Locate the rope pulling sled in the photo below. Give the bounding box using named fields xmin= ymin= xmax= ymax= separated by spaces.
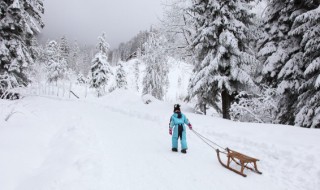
xmin=191 ymin=129 xmax=262 ymax=177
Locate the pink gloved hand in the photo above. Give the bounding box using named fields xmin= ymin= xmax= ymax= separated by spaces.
xmin=188 ymin=123 xmax=192 ymax=130
xmin=169 ymin=128 xmax=172 ymax=135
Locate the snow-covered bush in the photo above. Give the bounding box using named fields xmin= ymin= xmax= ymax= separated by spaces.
xmin=77 ymin=73 xmax=87 ymax=84
xmin=142 ymin=94 xmax=157 ymax=104
xmin=0 ymin=72 xmax=20 ymax=99
xmin=231 ymin=86 xmax=278 ymax=123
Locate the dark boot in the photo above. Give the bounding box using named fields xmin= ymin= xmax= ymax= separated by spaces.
xmin=181 ymin=149 xmax=187 ymax=154
xmin=172 ymin=148 xmax=178 ymax=152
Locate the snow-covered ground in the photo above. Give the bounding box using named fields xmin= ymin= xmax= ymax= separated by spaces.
xmin=1 ymin=89 xmax=319 ymax=190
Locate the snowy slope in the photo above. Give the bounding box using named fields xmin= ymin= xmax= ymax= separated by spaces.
xmin=121 ymin=58 xmax=193 ymax=102
xmin=0 ymin=90 xmax=319 ymax=190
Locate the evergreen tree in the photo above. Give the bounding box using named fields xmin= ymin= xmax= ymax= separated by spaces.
xmin=258 ymin=0 xmax=319 ymax=125
xmin=59 ymin=36 xmax=70 ymax=61
xmin=26 ymin=37 xmax=42 ymax=82
xmin=69 ymin=40 xmax=80 ymax=72
xmin=115 ymin=63 xmax=127 ymax=89
xmin=78 ymin=45 xmax=93 ymax=75
xmin=29 ymin=37 xmax=41 ymax=61
xmin=45 ymin=40 xmax=67 ymax=83
xmin=110 ymin=30 xmax=151 ymax=63
xmin=292 ymin=3 xmax=320 ymax=128
xmin=134 ymin=60 xmax=140 ymax=91
xmin=187 ymin=0 xmax=257 ymax=119
xmin=142 ymin=32 xmax=169 ymax=100
xmin=90 ymin=33 xmax=112 ymax=97
xmin=0 ymin=0 xmax=44 ymax=97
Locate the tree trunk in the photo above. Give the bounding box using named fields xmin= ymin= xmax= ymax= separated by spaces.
xmin=221 ymin=87 xmax=231 ymax=120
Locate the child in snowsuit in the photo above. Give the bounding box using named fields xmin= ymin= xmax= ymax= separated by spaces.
xmin=169 ymin=104 xmax=192 ymax=154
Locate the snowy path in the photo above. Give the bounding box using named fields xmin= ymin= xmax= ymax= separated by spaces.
xmin=0 ymin=91 xmax=319 ymax=190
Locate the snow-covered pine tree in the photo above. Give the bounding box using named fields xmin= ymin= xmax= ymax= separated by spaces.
xmin=134 ymin=60 xmax=140 ymax=91
xmin=0 ymin=0 xmax=44 ymax=97
xmin=90 ymin=33 xmax=112 ymax=97
xmin=115 ymin=63 xmax=127 ymax=89
xmin=59 ymin=36 xmax=70 ymax=60
xmin=142 ymin=32 xmax=169 ymax=100
xmin=187 ymin=0 xmax=257 ymax=119
xmin=111 ymin=30 xmax=151 ymax=63
xmin=26 ymin=37 xmax=42 ymax=83
xmin=292 ymin=3 xmax=320 ymax=128
xmin=78 ymin=45 xmax=92 ymax=76
xmin=29 ymin=37 xmax=41 ymax=61
xmin=258 ymin=0 xmax=319 ymax=125
xmin=45 ymin=40 xmax=67 ymax=84
xmin=69 ymin=40 xmax=80 ymax=72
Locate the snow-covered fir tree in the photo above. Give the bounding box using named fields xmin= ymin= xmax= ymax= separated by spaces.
xmin=26 ymin=37 xmax=42 ymax=82
xmin=78 ymin=45 xmax=93 ymax=75
xmin=292 ymin=3 xmax=320 ymax=128
xmin=69 ymin=40 xmax=80 ymax=72
xmin=258 ymin=0 xmax=304 ymax=87
xmin=187 ymin=0 xmax=258 ymax=119
xmin=134 ymin=60 xmax=140 ymax=91
xmin=45 ymin=40 xmax=67 ymax=84
xmin=258 ymin=0 xmax=320 ymax=125
xmin=142 ymin=32 xmax=169 ymax=100
xmin=0 ymin=0 xmax=44 ymax=97
xmin=115 ymin=63 xmax=127 ymax=89
xmin=110 ymin=30 xmax=151 ymax=63
xmin=90 ymin=33 xmax=112 ymax=97
xmin=59 ymin=36 xmax=70 ymax=61
xmin=29 ymin=37 xmax=41 ymax=62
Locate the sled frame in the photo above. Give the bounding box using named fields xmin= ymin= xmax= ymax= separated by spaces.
xmin=216 ymin=148 xmax=262 ymax=177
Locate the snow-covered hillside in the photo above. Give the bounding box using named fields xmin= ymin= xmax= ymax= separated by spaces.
xmin=0 ymin=90 xmax=319 ymax=190
xmin=119 ymin=58 xmax=192 ymax=102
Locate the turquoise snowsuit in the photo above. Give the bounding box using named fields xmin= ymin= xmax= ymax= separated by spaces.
xmin=170 ymin=113 xmax=190 ymax=150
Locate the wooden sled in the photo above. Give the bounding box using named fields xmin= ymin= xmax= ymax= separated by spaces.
xmin=216 ymin=148 xmax=262 ymax=177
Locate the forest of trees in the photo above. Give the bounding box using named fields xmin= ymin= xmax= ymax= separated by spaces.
xmin=0 ymin=0 xmax=319 ymax=128
xmin=160 ymin=0 xmax=320 ymax=128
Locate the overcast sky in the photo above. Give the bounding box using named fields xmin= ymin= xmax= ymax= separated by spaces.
xmin=40 ymin=0 xmax=164 ymax=48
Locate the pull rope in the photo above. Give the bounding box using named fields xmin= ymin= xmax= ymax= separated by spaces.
xmin=191 ymin=129 xmax=227 ymax=154
xmin=192 ymin=129 xmax=226 ymax=150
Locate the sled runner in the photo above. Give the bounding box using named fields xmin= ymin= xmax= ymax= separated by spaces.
xmin=191 ymin=129 xmax=262 ymax=177
xmin=216 ymin=148 xmax=262 ymax=177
